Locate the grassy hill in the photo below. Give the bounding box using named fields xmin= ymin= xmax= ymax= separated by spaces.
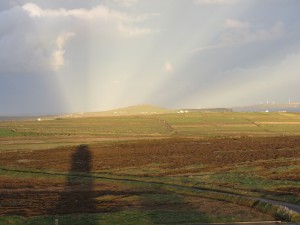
xmin=60 ymin=104 xmax=175 ymax=118
xmin=104 ymin=104 xmax=174 ymax=115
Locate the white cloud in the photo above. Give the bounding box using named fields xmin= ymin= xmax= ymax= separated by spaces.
xmin=52 ymin=32 xmax=75 ymax=71
xmin=22 ymin=2 xmax=42 ymax=17
xmin=22 ymin=3 xmax=152 ymax=22
xmin=0 ymin=2 xmax=158 ymax=76
xmin=194 ymin=0 xmax=239 ymax=5
xmin=22 ymin=3 xmax=157 ymax=37
xmin=164 ymin=60 xmax=174 ymax=73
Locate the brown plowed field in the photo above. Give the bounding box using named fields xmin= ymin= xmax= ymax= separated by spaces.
xmin=0 ymin=136 xmax=299 ymax=173
xmin=0 ymin=136 xmax=299 ymax=218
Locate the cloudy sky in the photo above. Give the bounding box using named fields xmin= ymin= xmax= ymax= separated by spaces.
xmin=1 ymin=0 xmax=300 ymax=115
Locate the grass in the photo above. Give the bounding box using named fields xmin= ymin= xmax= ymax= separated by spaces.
xmin=0 ymin=210 xmax=211 ymax=225
xmin=1 ymin=112 xmax=300 ymax=223
xmin=0 ymin=208 xmax=276 ymax=225
xmin=157 ymin=112 xmax=300 ymax=137
xmin=2 ymin=112 xmax=300 ymax=151
xmin=0 ymin=170 xmax=297 ymax=223
xmin=209 ymin=172 xmax=300 ymax=192
xmin=2 ymin=117 xmax=172 ymax=136
xmin=0 ymin=128 xmax=22 ymax=137
xmin=2 ymin=112 xmax=300 ymax=139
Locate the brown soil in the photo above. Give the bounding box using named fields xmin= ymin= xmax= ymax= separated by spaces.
xmin=0 ymin=136 xmax=299 ymax=218
xmin=1 ymin=136 xmax=299 ymax=173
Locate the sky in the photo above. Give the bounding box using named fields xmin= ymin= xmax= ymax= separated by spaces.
xmin=1 ymin=0 xmax=300 ymax=115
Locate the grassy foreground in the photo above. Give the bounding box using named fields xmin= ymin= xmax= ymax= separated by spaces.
xmin=0 ymin=112 xmax=300 ymax=224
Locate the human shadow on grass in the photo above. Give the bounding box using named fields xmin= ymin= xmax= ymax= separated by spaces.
xmin=47 ymin=145 xmax=214 ymax=225
xmin=0 ymin=145 xmax=96 ymax=219
xmin=50 ymin=144 xmax=98 ymax=223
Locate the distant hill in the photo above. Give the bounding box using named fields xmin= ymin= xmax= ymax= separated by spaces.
xmin=58 ymin=105 xmax=236 ymax=119
xmin=233 ymin=103 xmax=300 ymax=112
xmin=103 ymin=105 xmax=232 ymax=115
xmin=50 ymin=103 xmax=300 ymax=120
xmin=60 ymin=104 xmax=175 ymax=118
xmin=103 ymin=104 xmax=174 ymax=115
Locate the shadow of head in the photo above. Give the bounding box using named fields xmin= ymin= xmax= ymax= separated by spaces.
xmin=71 ymin=144 xmax=92 ymax=173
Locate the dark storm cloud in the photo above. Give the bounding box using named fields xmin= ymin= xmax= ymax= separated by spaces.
xmin=0 ymin=5 xmax=54 ymax=75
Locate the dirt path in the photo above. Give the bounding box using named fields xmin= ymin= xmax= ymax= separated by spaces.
xmin=256 ymin=198 xmax=300 ymax=213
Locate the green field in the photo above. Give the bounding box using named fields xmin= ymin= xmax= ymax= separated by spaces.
xmin=2 ymin=112 xmax=300 ymax=151
xmin=0 ymin=112 xmax=300 ymax=224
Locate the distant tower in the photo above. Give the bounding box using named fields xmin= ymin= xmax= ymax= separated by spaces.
xmin=289 ymin=97 xmax=291 ymax=104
